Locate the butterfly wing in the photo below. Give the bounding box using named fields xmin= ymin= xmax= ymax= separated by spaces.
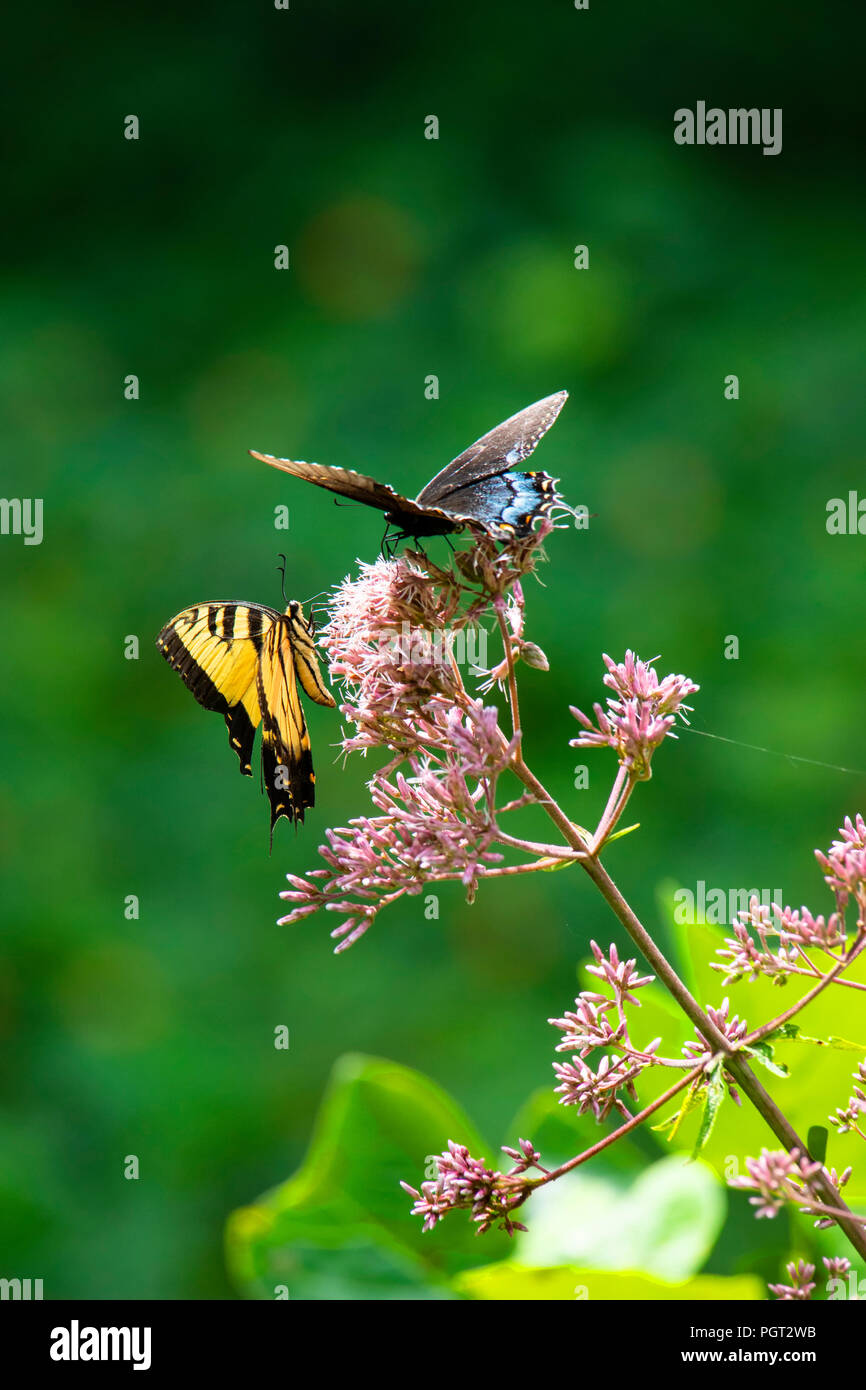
xmin=284 ymin=601 xmax=337 ymax=709
xmin=431 ymin=469 xmax=561 ymax=539
xmin=157 ymin=600 xmax=335 ymax=833
xmin=250 ymin=453 xmax=403 ymax=511
xmin=156 ymin=602 xmax=275 ymax=775
xmin=251 ymin=390 xmax=567 ymax=542
xmin=249 ymin=452 xmax=460 ymax=536
xmin=415 ymin=391 xmax=568 ymax=526
xmin=256 ymin=614 xmax=321 ymax=831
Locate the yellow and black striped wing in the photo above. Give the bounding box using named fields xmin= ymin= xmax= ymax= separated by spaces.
xmin=284 ymin=600 xmax=337 ymax=708
xmin=157 ymin=602 xmax=277 ymax=776
xmin=156 ymin=599 xmax=334 ymax=834
xmin=256 ymin=607 xmax=334 ymax=832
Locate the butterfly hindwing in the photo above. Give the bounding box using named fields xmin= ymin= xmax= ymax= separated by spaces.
xmin=256 ymin=619 xmax=311 ymax=832
xmin=255 ymin=605 xmax=336 ymax=832
xmin=430 ymin=469 xmax=561 ymax=538
xmin=156 ymin=599 xmax=334 ymax=834
xmin=250 ymin=391 xmax=568 ymax=543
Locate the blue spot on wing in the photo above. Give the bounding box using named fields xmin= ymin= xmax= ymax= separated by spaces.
xmin=441 ymin=471 xmax=557 ymax=535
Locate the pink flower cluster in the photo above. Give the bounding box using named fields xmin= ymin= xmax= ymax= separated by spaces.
xmin=768 ymin=1255 xmax=853 ymax=1300
xmin=682 ymin=997 xmax=749 ymax=1074
xmin=730 ymin=1146 xmax=852 ymax=1230
xmin=549 ymin=942 xmax=659 ymax=1120
xmin=319 ymin=555 xmax=470 ymax=755
xmin=280 ymin=701 xmax=515 ymax=951
xmin=570 ymin=652 xmax=699 ymax=780
xmin=714 ymin=815 xmax=866 ymax=986
xmin=729 ymin=1147 xmax=824 ymax=1219
xmin=816 ymin=813 xmax=866 ymax=924
xmin=768 ymin=1259 xmax=816 ymax=1301
xmin=714 ymin=899 xmax=845 ymax=986
xmin=401 ymin=1138 xmax=543 ymax=1236
xmin=829 ymin=1059 xmax=866 ymax=1137
xmin=279 ymin=550 xmax=545 ymax=949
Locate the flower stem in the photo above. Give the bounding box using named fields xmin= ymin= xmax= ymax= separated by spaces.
xmin=494 ymin=600 xmax=522 ymax=756
xmin=529 ymin=1066 xmax=704 ymax=1187
xmin=494 ymin=829 xmax=585 ymax=860
xmin=591 ymin=767 xmax=637 ymax=851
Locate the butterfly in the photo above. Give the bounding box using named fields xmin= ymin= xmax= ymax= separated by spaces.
xmin=156 ymin=597 xmax=335 ymax=836
xmin=250 ymin=391 xmax=569 ymax=546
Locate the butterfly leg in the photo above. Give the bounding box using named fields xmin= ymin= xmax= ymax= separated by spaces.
xmin=381 ymin=522 xmax=397 ymax=560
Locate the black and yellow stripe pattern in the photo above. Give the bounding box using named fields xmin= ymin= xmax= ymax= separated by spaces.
xmin=156 ymin=600 xmax=335 ymax=834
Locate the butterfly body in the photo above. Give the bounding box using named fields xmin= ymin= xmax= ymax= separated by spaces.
xmin=251 ymin=390 xmax=568 ymax=544
xmin=156 ymin=598 xmax=335 ymax=834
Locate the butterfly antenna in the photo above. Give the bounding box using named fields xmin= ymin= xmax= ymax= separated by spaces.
xmin=276 ymin=553 xmax=288 ymax=605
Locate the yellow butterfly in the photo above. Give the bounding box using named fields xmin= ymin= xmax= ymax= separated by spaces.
xmin=156 ymin=598 xmax=335 ymax=834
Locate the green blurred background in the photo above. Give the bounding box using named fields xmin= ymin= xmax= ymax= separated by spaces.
xmin=2 ymin=0 xmax=865 ymax=1298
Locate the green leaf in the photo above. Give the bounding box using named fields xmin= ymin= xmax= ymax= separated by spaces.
xmin=693 ymin=1064 xmax=726 ymax=1157
xmin=514 ymin=1155 xmax=726 ymax=1283
xmin=601 ymin=821 xmax=641 ymax=846
xmin=656 ymin=878 xmax=703 ymax=996
xmin=744 ymin=1041 xmax=789 ymax=1077
xmin=454 ymin=1261 xmax=764 ymax=1301
xmin=539 ymin=856 xmax=578 ymax=873
xmin=767 ymin=1023 xmax=865 ymax=1051
xmin=807 ymin=1125 xmax=828 ymax=1165
xmin=653 ymin=1081 xmax=703 ymax=1141
xmin=226 ymin=1053 xmax=509 ymax=1300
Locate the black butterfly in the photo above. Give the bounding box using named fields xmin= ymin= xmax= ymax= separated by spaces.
xmin=250 ymin=391 xmax=568 ymax=545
